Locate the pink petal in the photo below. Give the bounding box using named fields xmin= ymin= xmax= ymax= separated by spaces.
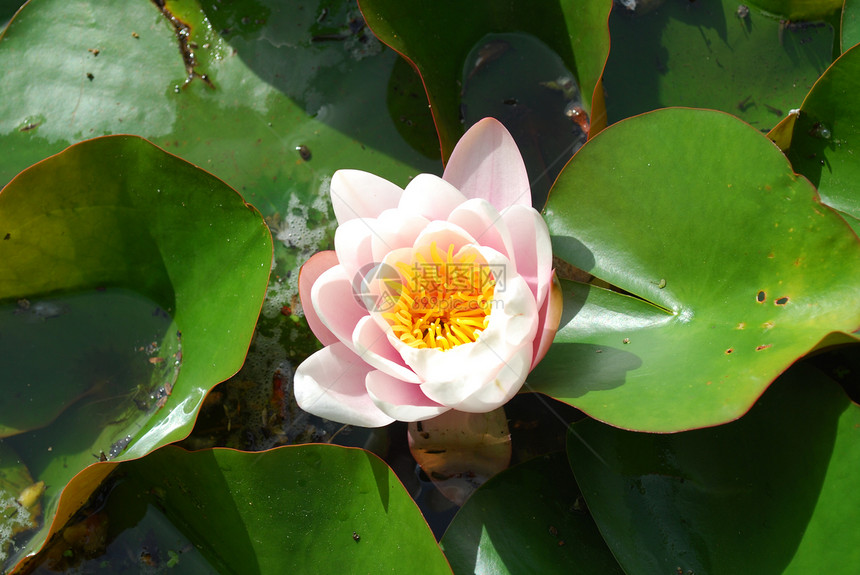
xmin=398 ymin=174 xmax=468 ymax=220
xmin=442 ymin=117 xmax=531 ymax=212
xmin=370 ymin=209 xmax=430 ymax=263
xmin=501 ymin=204 xmax=553 ymax=309
xmin=334 ymin=218 xmax=374 ymax=282
xmin=366 ymin=370 xmax=450 ymax=422
xmin=330 ymin=169 xmax=403 ymax=224
xmin=299 ymin=251 xmax=340 ymax=346
xmin=294 ymin=342 xmax=394 ymax=427
xmin=447 ymin=198 xmax=516 ymax=263
xmin=311 ymin=264 xmax=369 ymax=350
xmin=530 ymin=271 xmax=563 ymax=370
xmin=353 ymin=316 xmax=421 ymax=383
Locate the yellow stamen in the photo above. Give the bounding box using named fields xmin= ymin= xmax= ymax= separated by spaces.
xmin=382 ymin=242 xmax=496 ymax=351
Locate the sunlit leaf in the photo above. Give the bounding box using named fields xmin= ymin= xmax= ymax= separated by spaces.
xmin=534 ymin=107 xmax=860 ymax=432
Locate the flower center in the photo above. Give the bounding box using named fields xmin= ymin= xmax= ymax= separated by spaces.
xmin=383 ymin=242 xmax=496 ymax=350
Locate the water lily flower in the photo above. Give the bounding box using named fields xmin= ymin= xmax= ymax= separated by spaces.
xmin=295 ymin=118 xmax=562 ymax=427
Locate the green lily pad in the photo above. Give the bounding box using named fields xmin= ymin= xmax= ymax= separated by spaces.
xmin=749 ymin=0 xmax=843 ymax=21
xmin=440 ymin=452 xmax=623 ymax=575
xmin=535 ymin=107 xmax=860 ymax=432
xmin=0 ymin=135 xmax=271 ymax=569
xmin=18 ymin=445 xmax=452 ymax=574
xmin=785 ymin=42 xmax=860 ymax=234
xmin=566 ymin=360 xmax=860 ymax=574
xmin=844 ymin=0 xmax=860 ymax=51
xmin=358 ymin=0 xmax=611 ymax=203
xmin=603 ymin=0 xmax=834 ymax=132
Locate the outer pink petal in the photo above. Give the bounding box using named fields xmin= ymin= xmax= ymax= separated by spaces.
xmin=530 ymin=271 xmax=563 ymax=370
xmin=330 ymin=169 xmax=403 ymax=224
xmin=311 ymin=264 xmax=369 ymax=350
xmin=366 ymin=370 xmax=450 ymax=422
xmin=334 ymin=218 xmax=374 ymax=282
xmin=447 ymin=198 xmax=516 ymax=263
xmin=353 ymin=316 xmax=421 ymax=383
xmin=294 ymin=342 xmax=394 ymax=427
xmin=299 ymin=251 xmax=340 ymax=346
xmin=501 ymin=204 xmax=553 ymax=310
xmin=398 ymin=174 xmax=468 ymax=220
xmin=442 ymin=117 xmax=531 ymax=212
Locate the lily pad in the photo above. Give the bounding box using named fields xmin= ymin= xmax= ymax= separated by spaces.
xmin=566 ymin=360 xmax=860 ymax=574
xmin=0 ymin=135 xmax=271 ymax=569
xmin=440 ymin=452 xmax=623 ymax=575
xmin=535 ymin=107 xmax=860 ymax=432
xmin=18 ymin=445 xmax=452 ymax=574
xmin=749 ymin=0 xmax=843 ymax=22
xmin=603 ymin=0 xmax=834 ymax=132
xmin=844 ymin=0 xmax=860 ymax=51
xmin=785 ymin=41 xmax=860 ymax=234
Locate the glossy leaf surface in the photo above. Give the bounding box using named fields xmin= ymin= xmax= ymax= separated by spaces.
xmin=0 ymin=135 xmax=271 ymax=570
xmin=441 ymin=452 xmax=623 ymax=575
xmin=749 ymin=0 xmax=842 ymax=21
xmin=21 ymin=445 xmax=452 ymax=574
xmin=844 ymin=0 xmax=860 ymax=51
xmin=535 ymin=108 xmax=860 ymax=432
xmin=567 ymin=361 xmax=860 ymax=574
xmin=603 ymin=0 xmax=834 ymax=132
xmin=786 ymin=41 xmax=860 ymax=234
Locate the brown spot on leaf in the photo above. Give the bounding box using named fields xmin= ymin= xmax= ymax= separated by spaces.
xmin=775 ymin=296 xmax=789 ymax=306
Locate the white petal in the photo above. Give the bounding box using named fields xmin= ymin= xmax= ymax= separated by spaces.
xmin=366 ymin=371 xmax=450 ymax=422
xmin=411 ymin=220 xmax=479 ymax=257
xmin=370 ymin=209 xmax=430 ymax=262
xmin=353 ymin=315 xmax=421 ymax=383
xmin=448 ymin=344 xmax=533 ymax=412
xmin=447 ymin=198 xmax=516 ymax=263
xmin=330 ymin=169 xmax=403 ymax=224
xmin=399 ymin=174 xmax=468 ymax=220
xmin=334 ymin=218 xmax=374 ymax=282
xmin=294 ymin=343 xmax=394 ymax=427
